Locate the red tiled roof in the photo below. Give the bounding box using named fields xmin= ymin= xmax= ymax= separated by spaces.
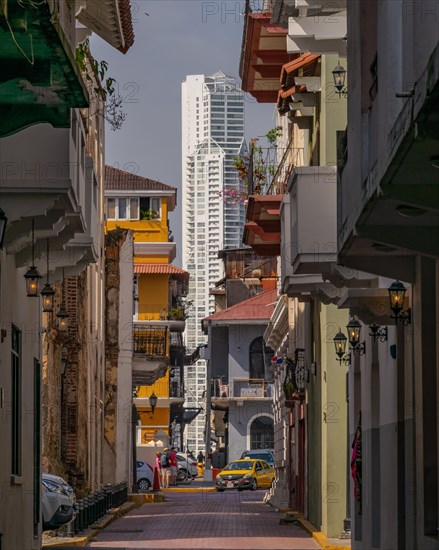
xmin=280 ymin=52 xmax=320 ymax=80
xmin=118 ymin=0 xmax=135 ymax=54
xmin=105 ymin=165 xmax=177 ymax=210
xmin=203 ymin=288 xmax=277 ymax=324
xmin=134 ymin=263 xmax=188 ymax=277
xmin=105 ymin=166 xmax=176 ymax=192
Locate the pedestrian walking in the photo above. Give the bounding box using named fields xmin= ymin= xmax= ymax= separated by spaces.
xmin=169 ymin=447 xmax=178 ymax=486
xmin=161 ymin=448 xmax=171 ymax=488
xmin=155 ymin=451 xmax=163 ymax=488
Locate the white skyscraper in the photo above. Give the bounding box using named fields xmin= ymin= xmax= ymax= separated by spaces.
xmin=181 ymin=72 xmax=246 ymax=452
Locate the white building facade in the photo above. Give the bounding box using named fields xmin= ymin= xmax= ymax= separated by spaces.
xmin=181 ymin=72 xmax=246 ymax=451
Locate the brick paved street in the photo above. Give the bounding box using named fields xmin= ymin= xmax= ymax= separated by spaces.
xmin=85 ymin=491 xmax=320 ymax=550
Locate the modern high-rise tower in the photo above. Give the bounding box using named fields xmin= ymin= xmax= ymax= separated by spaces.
xmin=181 ymin=72 xmax=246 ymax=452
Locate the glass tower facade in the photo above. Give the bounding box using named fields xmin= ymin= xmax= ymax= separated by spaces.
xmin=181 ymin=72 xmax=246 ymax=452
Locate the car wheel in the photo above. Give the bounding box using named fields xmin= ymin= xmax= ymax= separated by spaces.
xmin=177 ymin=469 xmax=190 ymax=483
xmin=137 ymin=478 xmax=151 ymax=492
xmin=216 ymin=488 xmax=225 ymax=492
xmin=250 ymin=478 xmax=257 ymax=491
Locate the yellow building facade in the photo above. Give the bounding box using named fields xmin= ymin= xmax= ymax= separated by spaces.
xmin=105 ymin=166 xmax=188 ymax=445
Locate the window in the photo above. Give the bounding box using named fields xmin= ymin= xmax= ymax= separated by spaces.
xmin=11 ymin=325 xmax=21 ymax=475
xmin=106 ymin=197 xmax=161 ymax=220
xmin=106 ymin=198 xmax=116 ymax=219
xmin=250 ymin=417 xmax=274 ymax=450
xmin=249 ymin=337 xmax=274 ymax=383
xmin=139 ymin=197 xmax=161 ymax=220
xmin=118 ymin=197 xmax=128 ymax=219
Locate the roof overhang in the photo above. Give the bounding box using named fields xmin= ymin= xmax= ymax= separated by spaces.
xmin=134 ymin=242 xmax=177 ymax=263
xmin=0 ymin=1 xmax=88 ymax=137
xmin=242 ymin=195 xmax=282 ymax=255
xmin=134 ymin=263 xmax=189 ymax=286
xmin=240 ymin=8 xmax=293 ymax=103
xmin=76 ymin=0 xmax=134 ymax=53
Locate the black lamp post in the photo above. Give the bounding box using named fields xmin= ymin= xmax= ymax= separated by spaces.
xmin=24 ymin=218 xmax=42 ymax=297
xmin=388 ymin=280 xmax=411 ymax=325
xmin=332 ymin=63 xmax=347 ymax=97
xmin=0 ymin=207 xmax=7 ymax=249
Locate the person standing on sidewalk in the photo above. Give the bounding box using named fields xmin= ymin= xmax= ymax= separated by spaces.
xmin=169 ymin=447 xmax=178 ymax=486
xmin=155 ymin=452 xmax=163 ymax=489
xmin=161 ymin=448 xmax=171 ymax=488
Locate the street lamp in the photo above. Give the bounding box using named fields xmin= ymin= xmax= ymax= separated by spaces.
xmin=24 ymin=218 xmax=42 ymax=297
xmin=149 ymin=392 xmax=158 ymax=414
xmin=41 ymin=239 xmax=55 ymax=313
xmin=57 ymin=269 xmax=69 ymax=332
xmin=388 ymin=280 xmax=411 ymax=325
xmin=334 ymin=329 xmax=350 ymax=366
xmin=346 ymin=319 xmax=366 ymax=355
xmin=332 ymin=63 xmax=347 ymax=98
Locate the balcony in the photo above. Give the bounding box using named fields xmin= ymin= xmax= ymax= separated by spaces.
xmin=211 ymin=378 xmax=274 ymax=401
xmin=1 ymin=116 xmax=99 ymax=278
xmin=0 ymin=1 xmax=88 ymax=138
xmin=132 ymin=323 xmax=169 ymax=385
xmin=338 ymin=45 xmax=439 ymax=280
xmin=287 ymin=3 xmax=347 ymax=55
xmin=286 ymin=166 xmax=337 ymax=275
xmin=239 ymin=0 xmax=292 ymax=103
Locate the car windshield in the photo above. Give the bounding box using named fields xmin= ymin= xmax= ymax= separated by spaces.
xmin=224 ymin=461 xmax=253 ymax=471
xmin=243 ymin=452 xmax=273 ymax=463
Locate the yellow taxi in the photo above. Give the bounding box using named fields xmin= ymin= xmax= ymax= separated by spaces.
xmin=215 ymin=458 xmax=275 ymax=492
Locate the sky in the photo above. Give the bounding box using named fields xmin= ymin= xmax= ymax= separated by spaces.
xmin=91 ymin=0 xmax=275 ymax=265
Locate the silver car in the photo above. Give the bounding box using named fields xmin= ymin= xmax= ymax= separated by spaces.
xmin=42 ymin=473 xmax=76 ymax=531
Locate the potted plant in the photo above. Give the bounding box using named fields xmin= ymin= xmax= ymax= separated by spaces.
xmin=169 ymin=308 xmax=184 ymax=320
xmin=282 ymin=380 xmax=297 ymax=401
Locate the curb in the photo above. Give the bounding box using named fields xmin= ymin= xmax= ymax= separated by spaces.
xmin=161 ymin=486 xmax=216 ymax=493
xmin=296 ymin=516 xmax=350 ymax=550
xmin=42 ymin=497 xmax=141 ymax=548
xmin=266 ymin=501 xmax=351 ymax=550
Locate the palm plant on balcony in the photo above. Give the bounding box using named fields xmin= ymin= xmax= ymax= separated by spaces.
xmin=282 ymin=380 xmax=297 ymax=401
xmin=220 ymin=127 xmax=282 ymax=204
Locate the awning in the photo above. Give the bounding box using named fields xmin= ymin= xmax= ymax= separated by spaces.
xmin=0 ymin=1 xmax=88 ymax=137
xmin=134 ymin=263 xmax=189 ymax=285
xmin=76 ymin=0 xmax=134 ymax=54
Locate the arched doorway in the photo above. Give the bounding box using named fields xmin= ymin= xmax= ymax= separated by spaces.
xmin=249 ymin=415 xmax=274 ymax=450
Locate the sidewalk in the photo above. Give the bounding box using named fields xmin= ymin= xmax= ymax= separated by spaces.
xmin=42 ymin=477 xmax=215 ymax=548
xmin=272 ymin=507 xmax=351 ymax=550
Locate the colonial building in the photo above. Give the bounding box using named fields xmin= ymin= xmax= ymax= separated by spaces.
xmin=104 ymin=166 xmax=189 ymax=468
xmin=0 ymin=1 xmax=134 ymax=548
xmin=337 ymin=2 xmax=439 ymax=548
xmin=203 ymin=289 xmax=277 ymax=465
xmin=238 ymin=0 xmax=350 ymax=540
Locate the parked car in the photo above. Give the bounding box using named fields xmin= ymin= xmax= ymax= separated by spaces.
xmin=42 ymin=473 xmax=76 ymax=531
xmin=240 ymin=449 xmax=275 ymax=467
xmin=136 ymin=461 xmax=154 ymax=491
xmin=176 ymin=453 xmax=198 ymax=479
xmin=215 ymin=459 xmax=275 ymax=492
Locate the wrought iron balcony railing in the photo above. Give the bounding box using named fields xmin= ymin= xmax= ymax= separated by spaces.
xmin=133 ymin=323 xmax=167 ymax=357
xmin=211 ymin=378 xmax=274 ymax=399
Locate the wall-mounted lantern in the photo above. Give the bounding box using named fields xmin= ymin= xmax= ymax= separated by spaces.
xmin=332 ymin=63 xmax=348 ymax=98
xmin=388 ymin=280 xmax=411 ymax=325
xmin=24 ymin=218 xmax=42 ymax=297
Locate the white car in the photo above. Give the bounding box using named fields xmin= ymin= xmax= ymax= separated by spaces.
xmin=136 ymin=461 xmax=154 ymax=491
xmin=176 ymin=453 xmax=198 ymax=479
xmin=42 ymin=473 xmax=76 ymax=531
